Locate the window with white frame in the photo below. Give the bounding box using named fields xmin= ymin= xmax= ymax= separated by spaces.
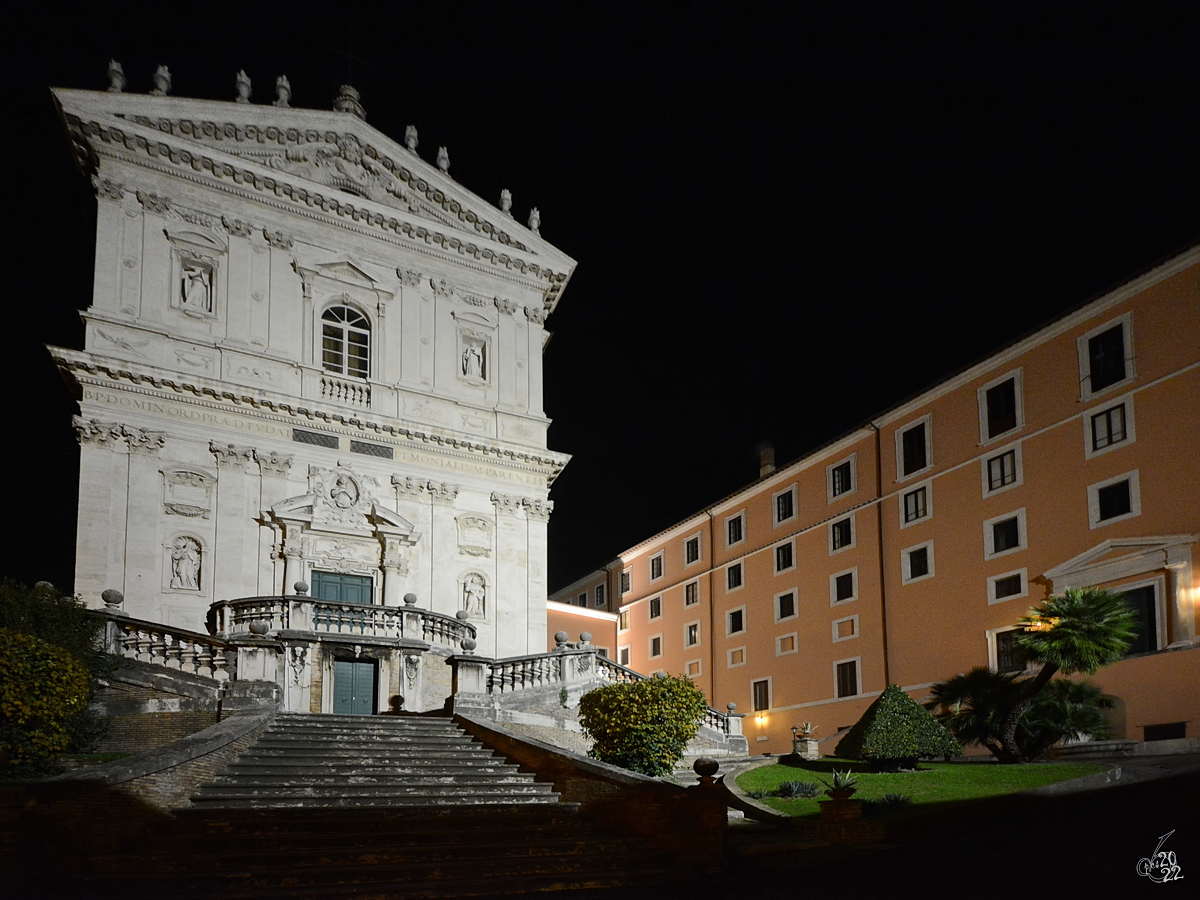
xmin=321 ymin=305 xmax=371 ymax=378
xmin=620 ymin=568 xmax=631 ymax=595
xmin=618 ymin=609 xmax=630 ymax=631
xmin=684 ymin=534 xmax=701 ymax=565
xmin=727 ymin=647 xmax=746 ymax=667
xmin=594 ymin=584 xmax=606 ymax=607
xmin=776 ymin=633 xmax=798 ymax=655
xmin=835 ymin=659 xmax=860 ymax=698
xmin=1088 ymin=470 xmax=1141 ymax=528
xmin=988 ymin=568 xmax=1027 ymax=604
xmin=1085 ymin=397 xmax=1136 ymax=459
xmin=726 ymin=512 xmax=745 ymax=547
xmin=774 ymin=487 xmax=796 ymax=525
xmin=775 ymin=590 xmax=797 ymax=621
xmin=984 ymin=508 xmax=1026 ymax=559
xmin=726 ymin=563 xmax=743 ymax=591
xmin=684 ymin=621 xmax=701 ymax=648
xmin=832 ymin=615 xmax=858 ymax=642
xmin=1119 ymin=583 xmax=1158 ymax=655
xmin=992 ymin=628 xmax=1030 ymax=675
xmin=775 ymin=540 xmax=795 ymax=573
xmin=896 ymin=416 xmax=931 ymax=480
xmin=684 ymin=581 xmax=699 ymax=606
xmin=902 ymin=541 xmax=934 ymax=584
xmin=983 ymin=446 xmax=1022 ymax=496
xmin=727 ymin=607 xmax=746 ymax=635
xmin=649 ymin=635 xmax=662 ymax=658
xmin=978 ymin=371 xmax=1023 ymax=442
xmin=648 ymin=596 xmax=661 ymax=619
xmin=752 ymin=679 xmax=771 ymax=712
xmin=649 ymin=552 xmax=664 ymax=582
xmin=685 ymin=659 xmax=702 ymax=677
xmin=830 ymin=515 xmax=855 ymax=552
xmin=901 ymin=484 xmax=930 ymax=526
xmin=830 ymin=568 xmax=857 ymax=604
xmin=618 ymin=645 xmax=630 ymax=667
xmin=1078 ymin=314 xmax=1134 ymax=399
xmin=577 ymin=593 xmax=587 ymax=608
xmin=828 ymin=456 xmax=855 ymax=500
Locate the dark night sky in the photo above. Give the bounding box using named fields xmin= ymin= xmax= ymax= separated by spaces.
xmin=3 ymin=2 xmax=1199 ymax=594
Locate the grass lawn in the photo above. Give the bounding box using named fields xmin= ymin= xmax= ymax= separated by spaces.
xmin=735 ymin=757 xmax=1108 ymax=819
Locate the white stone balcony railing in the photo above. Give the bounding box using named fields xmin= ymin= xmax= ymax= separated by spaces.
xmin=98 ymin=611 xmax=234 ymax=683
xmin=319 ymin=373 xmax=371 ymax=408
xmin=209 ymin=595 xmax=475 ymax=652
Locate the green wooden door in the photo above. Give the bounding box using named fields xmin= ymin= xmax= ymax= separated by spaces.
xmin=312 ymin=571 xmax=373 ymax=605
xmin=334 ymin=660 xmax=375 ymax=715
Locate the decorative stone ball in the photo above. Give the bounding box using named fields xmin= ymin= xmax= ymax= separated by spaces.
xmin=693 ymin=757 xmax=720 ymax=778
xmin=403 ymin=593 xmax=418 ymax=606
xmin=460 ymin=637 xmax=477 ymax=652
xmin=579 ymin=632 xmax=592 ymax=644
xmin=554 ymin=631 xmax=569 ymax=645
xmin=456 ymin=610 xmax=469 ymax=621
xmin=34 ymin=581 xmax=56 ymax=592
xmin=101 ymin=589 xmax=124 ymax=607
xmin=293 ymin=581 xmax=309 ymax=596
xmin=249 ymin=620 xmax=270 ymax=636
xmin=727 ymin=702 xmax=737 ymax=712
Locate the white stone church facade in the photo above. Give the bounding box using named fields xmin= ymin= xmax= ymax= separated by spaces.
xmin=51 ymin=78 xmax=575 ymax=676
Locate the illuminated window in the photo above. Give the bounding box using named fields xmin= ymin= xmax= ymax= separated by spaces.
xmin=321 ymin=306 xmax=370 ymax=378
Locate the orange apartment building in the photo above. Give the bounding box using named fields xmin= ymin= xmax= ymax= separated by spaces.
xmin=550 ymin=243 xmax=1200 ymax=754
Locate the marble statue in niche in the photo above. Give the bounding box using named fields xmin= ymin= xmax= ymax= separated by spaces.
xmin=459 ymin=331 xmax=487 ymax=383
xmin=170 ymin=536 xmax=202 ymax=590
xmin=180 ymin=256 xmax=214 ymax=314
xmin=463 ymin=573 xmax=486 ymax=618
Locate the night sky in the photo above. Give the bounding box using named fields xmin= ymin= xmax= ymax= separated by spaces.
xmin=4 ymin=3 xmax=1199 ymax=594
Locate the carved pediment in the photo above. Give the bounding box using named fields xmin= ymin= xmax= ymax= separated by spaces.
xmin=317 ymin=260 xmax=377 ymax=286
xmin=1044 ymin=535 xmax=1198 ymax=590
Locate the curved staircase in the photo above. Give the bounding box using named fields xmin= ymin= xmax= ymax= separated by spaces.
xmin=83 ymin=713 xmax=683 ymax=898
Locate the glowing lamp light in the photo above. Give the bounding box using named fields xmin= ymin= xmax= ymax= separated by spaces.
xmin=1026 ymin=616 xmax=1062 ymax=632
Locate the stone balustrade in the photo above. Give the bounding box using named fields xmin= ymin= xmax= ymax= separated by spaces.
xmin=319 ymin=373 xmax=371 ymax=408
xmin=209 ymin=595 xmax=474 ymax=651
xmin=100 ymin=612 xmax=234 ymax=683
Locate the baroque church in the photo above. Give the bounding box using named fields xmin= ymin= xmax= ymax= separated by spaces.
xmin=51 ymin=68 xmax=577 ymax=712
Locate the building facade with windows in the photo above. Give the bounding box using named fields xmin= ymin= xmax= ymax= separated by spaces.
xmin=551 ymin=244 xmax=1200 ymax=752
xmin=51 ymin=80 xmax=575 ymax=664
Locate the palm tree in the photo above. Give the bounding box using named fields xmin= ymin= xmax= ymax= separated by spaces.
xmin=927 ymin=667 xmax=1021 ymax=760
xmin=996 ymin=587 xmax=1137 ymax=762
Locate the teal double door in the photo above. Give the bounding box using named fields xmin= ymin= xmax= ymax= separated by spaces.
xmin=333 ymin=659 xmax=376 ymax=716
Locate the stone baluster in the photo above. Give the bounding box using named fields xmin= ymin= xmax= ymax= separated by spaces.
xmin=136 ymin=629 xmax=153 ymax=663
xmin=165 ymin=636 xmax=182 ymax=670
xmin=196 ymin=645 xmax=213 ymax=679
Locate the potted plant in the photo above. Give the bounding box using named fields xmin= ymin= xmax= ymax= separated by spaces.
xmin=820 ymin=769 xmax=858 ymax=801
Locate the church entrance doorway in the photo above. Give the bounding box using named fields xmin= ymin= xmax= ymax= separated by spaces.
xmin=333 ymin=659 xmax=376 ymax=716
xmin=312 ymin=571 xmax=373 ymax=604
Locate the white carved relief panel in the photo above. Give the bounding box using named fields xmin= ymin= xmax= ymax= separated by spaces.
xmin=161 ymin=467 xmax=215 ymax=519
xmin=163 ymin=533 xmax=205 ymax=593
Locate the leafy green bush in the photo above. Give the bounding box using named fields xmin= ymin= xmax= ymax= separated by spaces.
xmin=578 ymin=674 xmax=708 ymax=776
xmin=774 ymin=780 xmax=821 ymax=799
xmin=836 ymin=684 xmax=960 ymax=771
xmin=0 ymin=629 xmax=91 ymax=774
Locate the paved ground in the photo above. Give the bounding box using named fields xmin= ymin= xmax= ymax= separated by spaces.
xmin=572 ymin=752 xmax=1200 ymax=899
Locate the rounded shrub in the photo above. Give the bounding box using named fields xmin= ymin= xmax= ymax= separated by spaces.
xmin=0 ymin=629 xmax=91 ymax=774
xmin=577 ymin=674 xmax=708 ymax=776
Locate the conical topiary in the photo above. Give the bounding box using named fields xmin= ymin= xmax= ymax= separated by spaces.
xmin=835 ymin=684 xmax=960 ymax=771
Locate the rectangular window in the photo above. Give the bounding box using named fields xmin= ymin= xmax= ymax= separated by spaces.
xmin=995 ymin=630 xmax=1029 ymax=674
xmin=684 ymin=581 xmax=699 ymax=606
xmin=903 ymin=487 xmax=928 ymax=524
xmin=728 ymin=647 xmax=745 ymax=667
xmin=649 ymin=635 xmax=662 ymax=658
xmin=985 ymin=378 xmax=1019 ymax=439
xmin=775 ymin=489 xmax=795 ymax=524
xmin=1088 ymin=323 xmax=1127 ymax=392
xmin=835 ymin=660 xmax=858 ymax=698
xmin=830 ymin=459 xmax=854 ymax=498
xmin=900 ymin=420 xmax=928 ymax=477
xmin=620 ymin=569 xmax=631 ymax=595
xmin=833 ymin=570 xmax=855 ymax=603
xmin=577 ymin=593 xmax=587 ymax=608
xmin=831 ymin=518 xmax=853 ymax=550
xmin=685 ymin=622 xmax=700 ymax=647
xmin=727 ymin=563 xmax=743 ymax=591
xmin=987 ymin=451 xmax=1017 ymax=491
xmin=594 ymin=584 xmax=606 ymax=607
xmin=726 ymin=513 xmax=744 ymax=546
xmin=993 ymin=573 xmax=1023 ymax=599
xmin=618 ymin=646 xmax=630 ymax=667
xmin=776 ymin=591 xmax=796 ymax=621
xmin=293 ymin=428 xmax=339 ymax=449
xmin=984 ymin=508 xmax=1026 ymax=559
xmin=618 ymin=610 xmax=630 ymax=631
xmin=752 ymin=679 xmax=770 ymax=712
xmin=1091 ymin=404 xmax=1127 ymax=451
xmin=775 ymin=542 xmax=794 ymax=572
xmin=649 ymin=596 xmax=661 ymax=619
xmin=1098 ymin=481 xmax=1132 ymax=520
xmin=1088 ymin=471 xmax=1140 ymax=528
xmin=1120 ymin=585 xmax=1157 ymax=655
xmin=349 ymin=439 xmax=394 ymax=459
xmin=908 ymin=546 xmax=929 ymax=579
xmin=685 ymin=535 xmax=701 ymax=565
xmin=649 ymin=553 xmax=663 ymax=581
xmin=777 ymin=634 xmax=797 ymax=655
xmin=727 ymin=608 xmax=745 ymax=635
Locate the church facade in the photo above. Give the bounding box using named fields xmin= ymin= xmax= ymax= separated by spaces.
xmin=51 ymin=74 xmax=574 ymax=664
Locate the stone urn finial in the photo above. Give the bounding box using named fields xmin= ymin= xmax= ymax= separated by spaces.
xmin=554 ymin=631 xmax=569 ymax=650
xmin=294 ymin=581 xmax=309 ymax=596
xmin=578 ymin=632 xmax=592 ymax=646
xmin=249 ymin=619 xmax=270 ymax=636
xmin=455 ymin=609 xmax=469 ymax=621
xmin=101 ymin=589 xmax=123 ymax=609
xmin=403 ymin=593 xmax=418 ymax=607
xmin=460 ymin=637 xmax=477 ymax=654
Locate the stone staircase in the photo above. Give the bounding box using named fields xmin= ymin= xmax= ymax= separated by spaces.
xmin=79 ymin=713 xmax=686 ymax=897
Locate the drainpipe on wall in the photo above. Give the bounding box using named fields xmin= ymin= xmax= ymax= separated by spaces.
xmin=870 ymin=422 xmax=892 ymax=687
xmin=706 ymin=508 xmax=717 ymax=708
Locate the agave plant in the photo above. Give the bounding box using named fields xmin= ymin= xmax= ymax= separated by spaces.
xmin=820 ymin=769 xmax=859 ymax=797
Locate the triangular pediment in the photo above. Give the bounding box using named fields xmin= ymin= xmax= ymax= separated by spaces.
xmin=1044 ymin=535 xmax=1198 ymax=590
xmin=315 ymin=259 xmax=377 ymax=287
xmin=51 ymin=88 xmax=577 ymax=310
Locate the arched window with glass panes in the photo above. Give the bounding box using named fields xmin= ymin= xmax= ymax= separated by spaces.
xmin=321 ymin=305 xmax=370 ymax=378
